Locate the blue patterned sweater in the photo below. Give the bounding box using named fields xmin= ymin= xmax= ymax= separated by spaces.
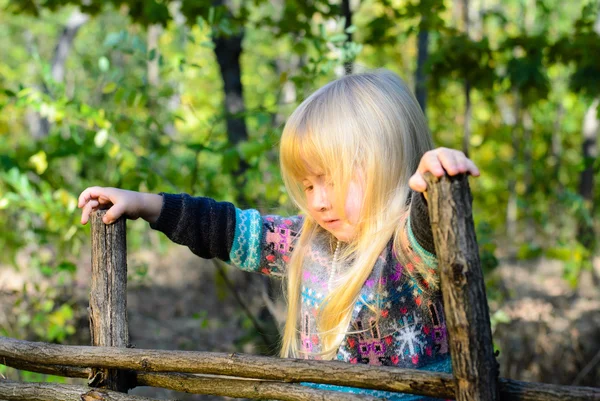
xmin=150 ymin=192 xmax=451 ymax=401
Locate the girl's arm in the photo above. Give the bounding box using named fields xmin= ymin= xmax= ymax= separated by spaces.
xmin=151 ymin=194 xmax=303 ymax=275
xmin=149 ymin=193 xmax=236 ymax=261
xmin=79 ymin=187 xmax=301 ymax=275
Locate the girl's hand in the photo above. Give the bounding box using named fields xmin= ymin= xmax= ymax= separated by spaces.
xmin=409 ymin=147 xmax=480 ymax=193
xmin=78 ymin=187 xmax=162 ymax=225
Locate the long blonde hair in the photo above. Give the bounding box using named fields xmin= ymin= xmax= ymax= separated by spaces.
xmin=279 ymin=69 xmax=434 ymax=359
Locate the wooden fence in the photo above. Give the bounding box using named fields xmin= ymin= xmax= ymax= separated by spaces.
xmin=1 ymin=174 xmax=599 ymax=401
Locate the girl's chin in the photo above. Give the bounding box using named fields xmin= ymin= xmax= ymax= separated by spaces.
xmin=326 ymin=228 xmax=357 ymax=243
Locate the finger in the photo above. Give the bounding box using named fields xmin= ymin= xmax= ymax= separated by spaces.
xmin=78 ymin=186 xmax=106 ymax=208
xmin=418 ymin=151 xmax=445 ymax=176
xmin=103 ymin=203 xmax=127 ymax=225
xmin=81 ymin=199 xmax=99 ymax=225
xmin=437 ymin=150 xmax=463 ymax=175
xmin=466 ymin=159 xmax=480 ymax=176
xmin=78 ymin=187 xmax=94 ymax=208
xmin=409 ymin=173 xmax=427 ymax=192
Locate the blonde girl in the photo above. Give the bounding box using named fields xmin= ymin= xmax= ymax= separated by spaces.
xmin=79 ymin=69 xmax=479 ymax=400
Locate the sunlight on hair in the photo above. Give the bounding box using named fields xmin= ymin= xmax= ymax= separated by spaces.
xmin=279 ymin=69 xmax=435 ymax=359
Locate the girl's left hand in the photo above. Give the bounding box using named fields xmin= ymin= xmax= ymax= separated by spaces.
xmin=409 ymin=147 xmax=480 ymax=193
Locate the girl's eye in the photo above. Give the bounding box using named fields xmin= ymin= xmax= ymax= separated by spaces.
xmin=304 ymin=185 xmax=313 ymax=192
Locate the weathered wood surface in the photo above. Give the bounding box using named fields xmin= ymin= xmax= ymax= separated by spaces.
xmin=2 ymin=337 xmax=600 ymax=401
xmin=424 ymin=173 xmax=499 ymax=401
xmin=135 ymin=372 xmax=379 ymax=401
xmin=90 ymin=210 xmax=131 ymax=392
xmin=0 ymin=379 xmax=160 ymax=401
xmin=0 ymin=358 xmax=376 ymax=400
xmin=0 ymin=337 xmax=454 ymax=398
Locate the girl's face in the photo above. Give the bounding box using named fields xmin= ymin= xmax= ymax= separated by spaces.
xmin=302 ymin=174 xmax=364 ymax=242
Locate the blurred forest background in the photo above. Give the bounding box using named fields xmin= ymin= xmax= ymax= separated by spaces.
xmin=0 ymin=0 xmax=599 ymax=398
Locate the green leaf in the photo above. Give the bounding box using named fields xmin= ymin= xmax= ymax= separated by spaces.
xmin=328 ymin=33 xmax=348 ymax=43
xmin=102 ymin=82 xmax=117 ymax=94
xmin=148 ymin=48 xmax=157 ymax=61
xmin=57 ymin=261 xmax=77 ymax=274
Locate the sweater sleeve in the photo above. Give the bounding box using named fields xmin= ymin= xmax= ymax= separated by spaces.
xmin=228 ymin=210 xmax=303 ymax=277
xmin=409 ymin=191 xmax=436 ymax=255
xmin=149 ymin=193 xmax=303 ymax=277
xmin=403 ymin=191 xmax=437 ymax=273
xmin=149 ymin=193 xmax=236 ymax=261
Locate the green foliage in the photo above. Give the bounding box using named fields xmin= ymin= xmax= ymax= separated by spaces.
xmin=428 ymin=33 xmax=497 ymax=92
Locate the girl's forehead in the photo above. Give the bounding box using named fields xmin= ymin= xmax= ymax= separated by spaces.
xmin=302 ymin=173 xmax=326 ymax=182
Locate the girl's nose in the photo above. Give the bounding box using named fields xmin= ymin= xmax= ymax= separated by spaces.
xmin=310 ymin=185 xmax=331 ymax=212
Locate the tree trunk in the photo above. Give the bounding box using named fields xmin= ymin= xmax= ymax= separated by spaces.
xmin=506 ymin=89 xmax=522 ymax=256
xmin=415 ymin=27 xmax=429 ymax=115
xmin=212 ymin=29 xmax=250 ymax=178
xmin=463 ymin=79 xmax=472 ymax=157
xmin=462 ymin=0 xmax=472 ymax=157
xmin=576 ymin=12 xmax=600 ymax=262
xmin=550 ymin=101 xmax=565 ymax=243
xmin=52 ymin=10 xmax=89 ymax=83
xmin=522 ymin=110 xmax=535 ymax=243
xmin=341 ymin=0 xmax=353 ymax=75
xmin=34 ymin=9 xmax=89 ymax=138
xmin=89 ymin=210 xmax=131 ymax=393
xmin=146 ymin=24 xmax=162 ymax=87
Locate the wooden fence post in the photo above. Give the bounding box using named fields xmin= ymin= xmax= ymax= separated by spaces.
xmin=424 ymin=173 xmax=499 ymax=401
xmin=89 ymin=210 xmax=131 ymax=392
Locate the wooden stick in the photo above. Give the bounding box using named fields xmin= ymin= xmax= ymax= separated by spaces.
xmin=90 ymin=210 xmax=131 ymax=392
xmin=3 ymin=338 xmax=600 ymax=400
xmin=0 ymin=337 xmax=455 ymax=398
xmin=0 ymin=359 xmax=377 ymax=400
xmin=424 ymin=173 xmax=500 ymax=401
xmin=135 ymin=372 xmax=379 ymax=400
xmin=0 ymin=379 xmax=160 ymax=401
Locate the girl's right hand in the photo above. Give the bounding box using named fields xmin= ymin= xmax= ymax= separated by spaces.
xmin=78 ymin=187 xmax=162 ymax=225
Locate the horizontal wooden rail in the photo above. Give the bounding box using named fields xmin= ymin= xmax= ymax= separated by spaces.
xmin=2 ymin=337 xmax=599 ymax=401
xmin=0 ymin=336 xmax=455 ymax=399
xmin=0 ymin=357 xmax=378 ymax=401
xmin=0 ymin=379 xmax=159 ymax=401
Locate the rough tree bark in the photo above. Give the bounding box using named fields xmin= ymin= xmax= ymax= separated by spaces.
xmin=89 ymin=210 xmax=131 ymax=392
xmin=0 ymin=380 xmax=158 ymax=401
xmin=0 ymin=337 xmax=456 ymax=399
xmin=423 ymin=173 xmax=499 ymax=401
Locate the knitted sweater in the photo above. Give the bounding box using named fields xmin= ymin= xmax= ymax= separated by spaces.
xmin=150 ymin=192 xmax=451 ymax=401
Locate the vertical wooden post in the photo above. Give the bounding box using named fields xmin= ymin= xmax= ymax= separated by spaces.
xmin=89 ymin=210 xmax=130 ymax=392
xmin=424 ymin=173 xmax=499 ymax=401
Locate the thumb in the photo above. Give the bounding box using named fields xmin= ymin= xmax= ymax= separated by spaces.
xmin=103 ymin=203 xmax=126 ymax=225
xmin=409 ymin=173 xmax=427 ymax=192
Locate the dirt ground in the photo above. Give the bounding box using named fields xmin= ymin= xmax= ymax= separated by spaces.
xmin=1 ymin=243 xmax=599 ymax=400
